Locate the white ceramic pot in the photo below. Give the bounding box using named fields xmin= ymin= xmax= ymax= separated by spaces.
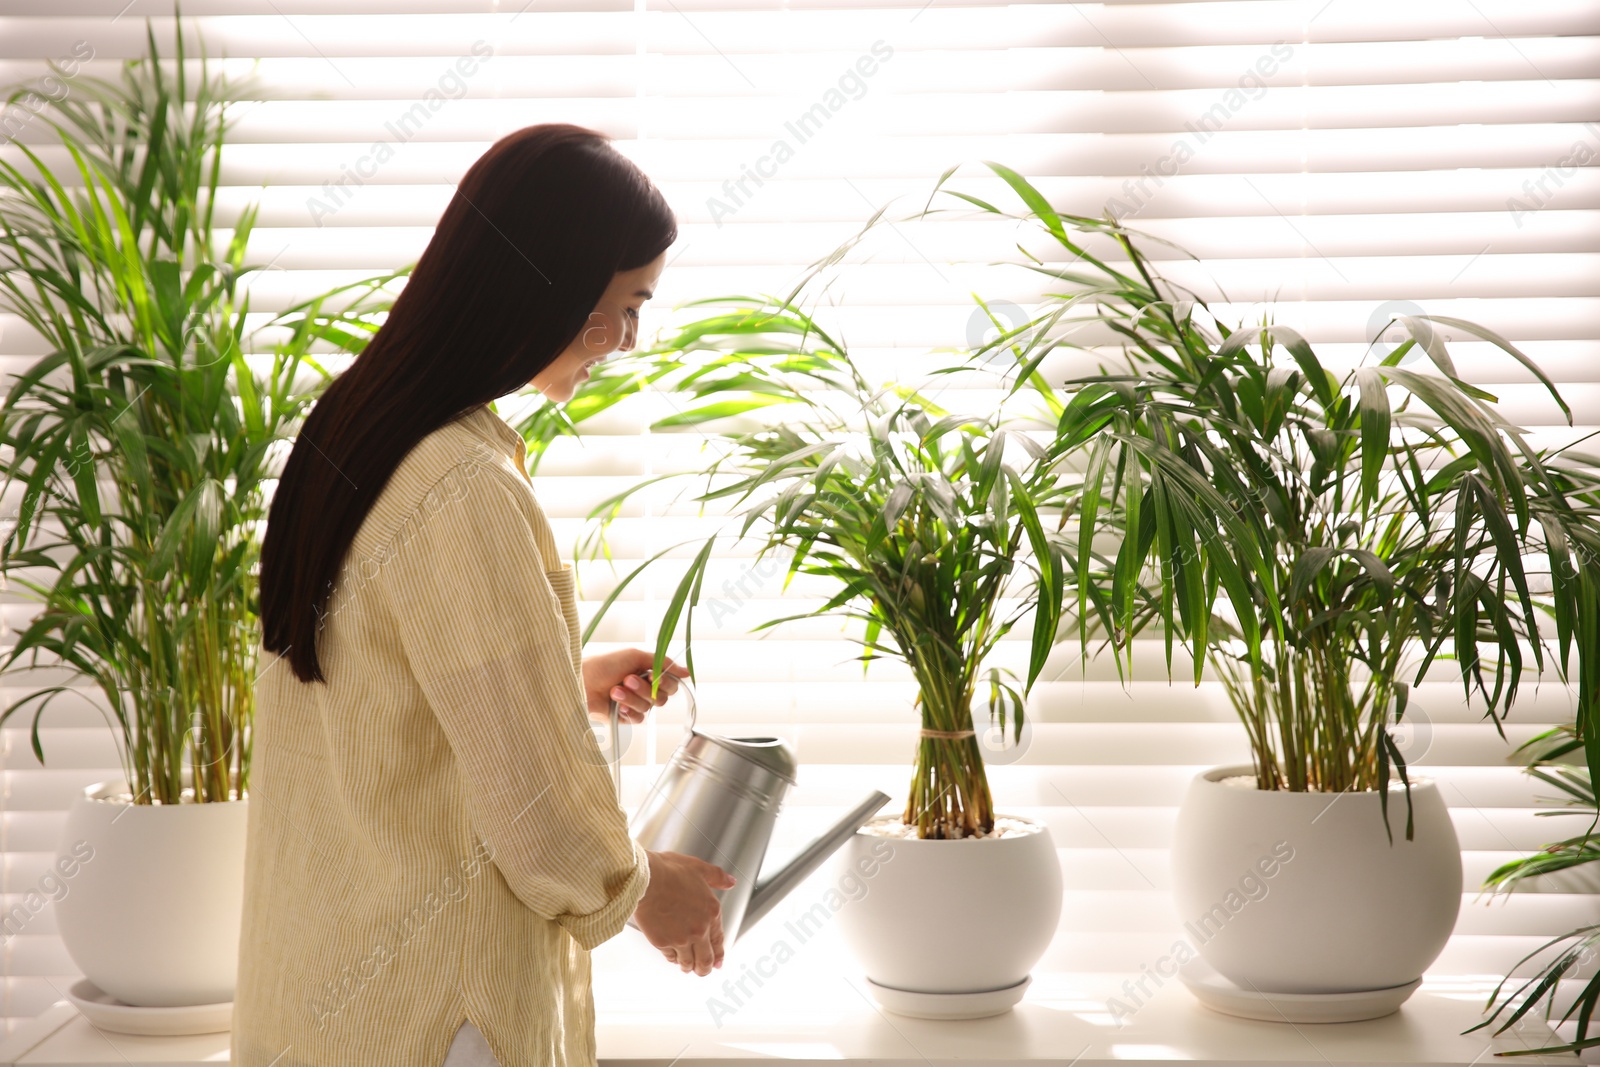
xmin=53 ymin=780 xmax=248 ymax=1007
xmin=833 ymin=813 xmax=1061 ymax=995
xmin=1169 ymin=764 xmax=1461 ymax=995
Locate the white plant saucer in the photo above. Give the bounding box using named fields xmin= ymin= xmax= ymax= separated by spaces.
xmin=1178 ymin=958 xmax=1421 ymax=1023
xmin=864 ymin=975 xmax=1030 ymax=1020
xmin=66 ymin=979 xmax=233 ymax=1036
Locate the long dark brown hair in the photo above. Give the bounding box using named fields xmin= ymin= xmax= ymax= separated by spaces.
xmin=260 ymin=123 xmax=676 ymax=683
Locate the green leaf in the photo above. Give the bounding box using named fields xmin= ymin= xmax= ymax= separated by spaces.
xmin=654 ymin=537 xmax=720 ymax=683
xmin=1265 ymin=325 xmax=1335 ymax=409
xmin=652 ymin=395 xmax=792 ymax=428
xmin=1353 ymin=367 xmax=1391 ymax=502
xmin=67 ymin=421 xmax=101 ymax=528
xmin=984 ymin=161 xmax=1066 ymax=243
xmin=1289 ymin=547 xmax=1337 ymax=605
xmin=148 ymin=480 xmax=208 ymax=581
xmin=1420 ymin=313 xmax=1572 ymax=425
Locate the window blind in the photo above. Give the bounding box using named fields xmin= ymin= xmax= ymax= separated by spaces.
xmin=1 ymin=0 xmax=1596 ymax=1032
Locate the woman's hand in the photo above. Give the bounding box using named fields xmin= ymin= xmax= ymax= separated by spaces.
xmin=633 ymin=850 xmax=736 ymax=975
xmin=582 ymin=650 xmax=690 ymax=723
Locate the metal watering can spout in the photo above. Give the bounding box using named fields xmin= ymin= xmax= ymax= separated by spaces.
xmin=613 ymin=678 xmax=891 ymax=944
xmin=736 ymin=790 xmax=892 ymax=940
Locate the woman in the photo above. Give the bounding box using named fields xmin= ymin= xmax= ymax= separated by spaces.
xmin=235 ymin=124 xmax=733 ymax=1067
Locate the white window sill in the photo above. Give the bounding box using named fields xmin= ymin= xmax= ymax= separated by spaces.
xmin=0 ymin=923 xmax=1576 ymax=1066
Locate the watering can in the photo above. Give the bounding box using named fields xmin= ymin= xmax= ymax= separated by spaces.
xmin=606 ymin=677 xmax=890 ymax=943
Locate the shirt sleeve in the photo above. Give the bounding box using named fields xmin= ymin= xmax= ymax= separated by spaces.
xmin=375 ymin=453 xmax=650 ymax=950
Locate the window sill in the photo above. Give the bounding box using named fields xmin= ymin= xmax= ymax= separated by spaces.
xmin=0 ymin=924 xmax=1574 ymax=1067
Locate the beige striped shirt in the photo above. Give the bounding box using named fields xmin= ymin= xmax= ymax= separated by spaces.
xmin=233 ymin=403 xmax=649 ymax=1067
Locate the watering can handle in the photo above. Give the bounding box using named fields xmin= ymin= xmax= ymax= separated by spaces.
xmin=606 ymin=670 xmax=700 ymax=807
xmin=634 ymin=668 xmax=699 ymax=734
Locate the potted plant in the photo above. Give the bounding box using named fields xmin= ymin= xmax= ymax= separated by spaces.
xmin=580 ymin=222 xmax=1067 ymax=1017
xmin=0 ymin=20 xmax=397 ymax=1009
xmin=938 ymin=165 xmax=1598 ymax=1018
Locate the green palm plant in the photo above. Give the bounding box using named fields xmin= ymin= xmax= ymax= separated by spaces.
xmin=1468 ymin=718 xmax=1600 ymax=1056
xmin=1489 ymin=724 xmax=1600 ymax=887
xmin=1464 ymin=459 xmax=1600 ymax=1057
xmin=580 ymin=219 xmax=1069 ymax=839
xmin=0 ymin=20 xmax=400 ymax=804
xmin=931 ymin=165 xmax=1600 ymax=838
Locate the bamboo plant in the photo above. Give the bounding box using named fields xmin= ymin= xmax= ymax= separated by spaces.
xmin=0 ymin=20 xmax=399 ymax=804
xmin=580 ymin=218 xmax=1068 ymax=839
xmin=933 ymin=164 xmax=1599 ymax=838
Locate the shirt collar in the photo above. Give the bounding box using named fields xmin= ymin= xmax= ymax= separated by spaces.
xmin=458 ymin=403 xmax=529 ymax=475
